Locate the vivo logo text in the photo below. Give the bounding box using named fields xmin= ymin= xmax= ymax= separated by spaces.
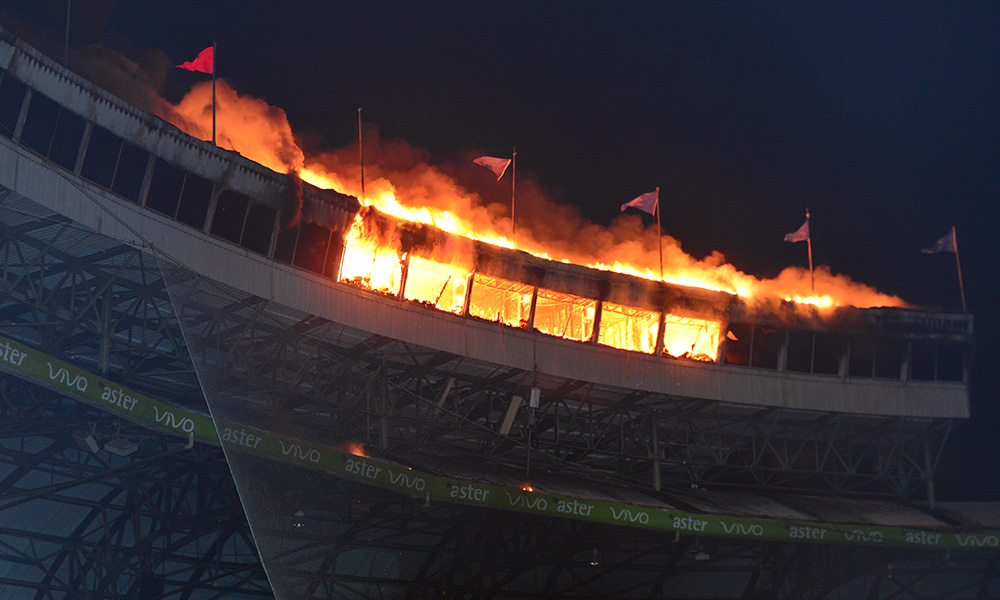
xmin=844 ymin=530 xmax=883 ymax=543
xmin=505 ymin=493 xmax=548 ymax=511
xmin=152 ymin=405 xmax=195 ymax=433
xmin=47 ymin=362 xmax=88 ymax=392
xmin=721 ymin=522 xmax=764 ymax=537
xmin=388 ymin=470 xmax=426 ymax=492
xmin=610 ymin=507 xmax=650 ymax=525
xmin=278 ymin=440 xmax=320 ymax=463
xmin=956 ymin=534 xmax=999 ymax=548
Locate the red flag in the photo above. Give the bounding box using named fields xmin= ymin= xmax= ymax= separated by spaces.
xmin=176 ymin=46 xmax=214 ymax=74
xmin=473 ymin=156 xmax=512 ymax=180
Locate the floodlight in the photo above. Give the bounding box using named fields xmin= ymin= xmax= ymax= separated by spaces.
xmin=105 ymin=438 xmax=137 ymax=457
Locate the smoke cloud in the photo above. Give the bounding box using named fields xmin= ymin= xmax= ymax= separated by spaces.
xmin=13 ymin=31 xmax=906 ymax=310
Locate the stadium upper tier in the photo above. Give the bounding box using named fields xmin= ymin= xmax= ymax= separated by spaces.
xmin=0 ymin=28 xmax=970 ymax=422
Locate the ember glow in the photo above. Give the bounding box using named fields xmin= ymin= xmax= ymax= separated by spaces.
xmin=158 ymin=81 xmax=908 ymax=363
xmin=344 ymin=442 xmax=368 ymax=458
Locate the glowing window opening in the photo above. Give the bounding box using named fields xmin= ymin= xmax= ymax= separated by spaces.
xmin=468 ymin=273 xmax=533 ymax=328
xmin=402 ymin=255 xmax=470 ymax=315
xmin=533 ymin=288 xmax=597 ymax=342
xmin=338 ymin=229 xmax=403 ymax=296
xmin=661 ymin=314 xmax=721 ymax=362
xmin=598 ymin=302 xmax=660 ymax=354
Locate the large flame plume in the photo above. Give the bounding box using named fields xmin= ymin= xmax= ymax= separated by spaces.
xmin=155 ymin=80 xmax=906 ymax=313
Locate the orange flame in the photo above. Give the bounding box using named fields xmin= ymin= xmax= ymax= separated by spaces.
xmin=344 ymin=442 xmax=367 ymax=458
xmin=157 ymin=80 xmax=907 ymax=313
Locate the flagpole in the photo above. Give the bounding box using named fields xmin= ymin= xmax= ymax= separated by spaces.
xmin=211 ymin=39 xmax=217 ymax=146
xmin=805 ymin=208 xmax=814 ymax=294
xmin=64 ymin=1 xmax=71 ymax=66
xmin=656 ymin=187 xmax=663 ymax=281
xmin=952 ymin=225 xmax=967 ymax=313
xmin=511 ymin=148 xmax=517 ymax=244
xmin=358 ymin=107 xmax=365 ymax=203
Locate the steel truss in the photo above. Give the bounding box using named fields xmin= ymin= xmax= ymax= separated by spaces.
xmin=0 ymin=190 xmax=202 ymax=409
xmin=161 ymin=260 xmax=949 ymax=501
xmin=0 ymin=376 xmax=271 ymax=598
xmin=172 ymin=453 xmax=1000 ymax=600
xmin=0 ymin=189 xmax=950 ymax=500
xmin=2 ymin=189 xmax=989 ymax=598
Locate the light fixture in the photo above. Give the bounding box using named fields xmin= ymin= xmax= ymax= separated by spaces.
xmin=589 ymin=547 xmax=600 ymax=567
xmin=693 ymin=547 xmax=710 ymax=561
xmin=104 ymin=438 xmax=137 ymax=457
xmin=293 ymin=510 xmax=305 ymax=528
xmin=72 ymin=431 xmax=99 ymax=454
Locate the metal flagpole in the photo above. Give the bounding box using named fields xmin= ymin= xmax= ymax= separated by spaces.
xmin=952 ymin=225 xmax=967 ymax=313
xmin=805 ymin=208 xmax=814 ymax=294
xmin=358 ymin=108 xmax=365 ymax=203
xmin=211 ymin=39 xmax=217 ymax=146
xmin=511 ymin=148 xmax=517 ymax=244
xmin=656 ymin=187 xmax=663 ymax=281
xmin=64 ymin=1 xmax=71 ymax=66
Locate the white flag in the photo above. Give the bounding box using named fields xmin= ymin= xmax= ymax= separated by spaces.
xmin=473 ymin=156 xmax=512 ymax=180
xmin=922 ymin=229 xmax=956 ymax=254
xmin=783 ymin=220 xmax=809 ymax=243
xmin=620 ymin=191 xmax=658 ymax=215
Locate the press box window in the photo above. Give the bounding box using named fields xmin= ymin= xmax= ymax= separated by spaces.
xmin=910 ymin=340 xmax=936 ymax=381
xmin=785 ymin=331 xmax=814 ymax=374
xmin=937 ymin=342 xmax=966 ymax=382
xmin=848 ymin=337 xmax=876 ymax=378
xmin=786 ymin=331 xmax=845 ymax=376
xmin=240 ymin=205 xmax=277 ymax=255
xmin=146 ymin=159 xmax=214 ymax=229
xmin=533 ymin=288 xmax=596 ymax=342
xmin=873 ymin=338 xmax=905 ymax=380
xmin=19 ymin=92 xmax=86 ymax=171
xmin=211 ymin=191 xmax=276 ymax=256
xmin=273 ymin=224 xmax=299 ymax=265
xmin=723 ymin=323 xmax=752 ymax=366
xmin=468 ymin=274 xmax=533 ymax=329
xmin=911 ymin=340 xmax=966 ymax=382
xmin=147 ymin=159 xmax=185 ymax=217
xmin=176 ymin=173 xmax=213 ymax=228
xmin=750 ymin=326 xmax=781 ymax=370
xmin=402 ymin=256 xmax=470 ymax=315
xmin=81 ymin=125 xmax=149 ymax=203
xmin=812 ymin=333 xmax=845 ymax=375
xmin=0 ymin=69 xmax=27 ymax=139
xmin=293 ymin=221 xmax=333 ymax=276
xmin=598 ymin=302 xmax=660 ymax=354
xmin=210 ymin=190 xmax=249 ymax=243
xmin=723 ymin=324 xmax=780 ymax=369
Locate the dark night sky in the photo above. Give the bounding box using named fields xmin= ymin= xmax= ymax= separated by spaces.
xmin=3 ymin=1 xmax=998 ymax=499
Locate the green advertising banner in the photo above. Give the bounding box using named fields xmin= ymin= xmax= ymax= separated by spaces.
xmin=2 ymin=334 xmax=997 ymax=552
